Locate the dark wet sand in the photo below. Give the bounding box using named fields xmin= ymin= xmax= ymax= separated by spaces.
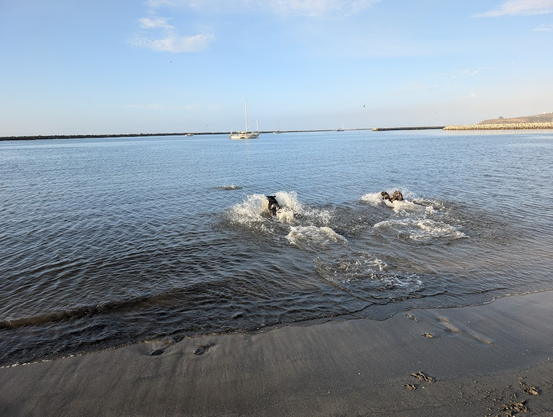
xmin=2 ymin=291 xmax=553 ymax=416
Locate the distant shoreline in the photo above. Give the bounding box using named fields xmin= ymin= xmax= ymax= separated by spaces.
xmin=374 ymin=122 xmax=553 ymax=131
xmin=2 ymin=123 xmax=553 ymax=141
xmin=0 ymin=128 xmax=373 ymax=141
xmin=372 ymin=126 xmax=445 ymax=131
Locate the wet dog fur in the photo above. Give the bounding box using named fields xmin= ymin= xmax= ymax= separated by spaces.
xmin=266 ymin=195 xmax=281 ymax=216
xmin=381 ymin=190 xmax=404 ymax=202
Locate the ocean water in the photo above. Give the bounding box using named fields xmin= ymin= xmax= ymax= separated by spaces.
xmin=1 ymin=130 xmax=552 ymax=365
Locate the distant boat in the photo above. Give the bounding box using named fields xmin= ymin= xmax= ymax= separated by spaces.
xmin=230 ymin=99 xmax=259 ymax=140
xmin=337 ymin=121 xmax=345 ymax=131
xmin=185 ymin=133 xmax=193 ymax=137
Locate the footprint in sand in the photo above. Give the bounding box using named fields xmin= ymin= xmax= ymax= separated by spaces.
xmin=410 ymin=371 xmax=436 ymax=383
xmin=519 ymin=377 xmax=540 ymax=395
xmin=405 ymin=312 xmax=418 ymax=322
xmin=194 ymin=344 xmax=215 ymax=355
xmin=146 ymin=335 xmax=185 ymax=356
xmin=436 ymin=316 xmax=493 ymax=345
xmin=437 ymin=316 xmax=460 ymax=334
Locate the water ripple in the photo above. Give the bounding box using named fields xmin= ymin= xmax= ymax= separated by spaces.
xmin=1 ymin=131 xmax=552 ymax=365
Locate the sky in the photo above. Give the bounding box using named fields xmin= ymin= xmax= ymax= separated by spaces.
xmin=1 ymin=0 xmax=553 ymax=136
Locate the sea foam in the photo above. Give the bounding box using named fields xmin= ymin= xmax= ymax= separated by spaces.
xmin=286 ymin=225 xmax=347 ymax=251
xmin=374 ymin=218 xmax=467 ymax=242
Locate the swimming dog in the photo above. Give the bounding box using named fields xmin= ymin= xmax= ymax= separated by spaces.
xmin=381 ymin=190 xmax=404 ymax=202
xmin=266 ymin=195 xmax=281 ymax=216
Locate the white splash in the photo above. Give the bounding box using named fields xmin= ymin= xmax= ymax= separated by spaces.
xmin=274 ymin=191 xmax=303 ymax=214
xmin=273 ymin=191 xmax=333 ymax=224
xmin=286 ymin=225 xmax=347 ymax=250
xmin=227 ymin=190 xmax=332 ymax=226
xmin=361 ymin=190 xmax=430 ymax=213
xmin=273 ymin=191 xmax=301 ymax=223
xmin=275 ymin=207 xmax=295 ymax=223
xmin=227 ymin=193 xmax=268 ymax=225
xmin=360 ymin=192 xmax=384 ymax=206
xmin=388 ymin=199 xmax=426 ymax=213
xmin=374 ymin=218 xmax=467 ymax=242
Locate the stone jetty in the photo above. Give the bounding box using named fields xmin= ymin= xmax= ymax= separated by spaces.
xmin=372 ymin=126 xmax=445 ymax=131
xmin=444 ymin=122 xmax=553 ymax=130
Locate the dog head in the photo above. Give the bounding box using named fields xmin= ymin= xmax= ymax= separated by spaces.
xmin=380 ymin=191 xmax=391 ymax=201
xmin=390 ymin=190 xmax=403 ymax=202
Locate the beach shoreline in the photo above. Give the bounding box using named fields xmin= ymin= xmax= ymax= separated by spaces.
xmin=2 ymin=290 xmax=553 ymax=416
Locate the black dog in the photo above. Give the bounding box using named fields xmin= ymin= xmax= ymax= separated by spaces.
xmin=266 ymin=195 xmax=281 ymax=216
xmin=381 ymin=190 xmax=404 ymax=202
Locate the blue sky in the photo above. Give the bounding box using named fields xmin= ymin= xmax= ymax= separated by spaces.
xmin=1 ymin=0 xmax=552 ymax=136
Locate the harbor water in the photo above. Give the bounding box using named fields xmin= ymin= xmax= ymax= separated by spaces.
xmin=1 ymin=130 xmax=552 ymax=366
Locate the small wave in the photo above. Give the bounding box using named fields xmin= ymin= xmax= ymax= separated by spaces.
xmin=314 ymin=251 xmax=424 ymax=300
xmin=286 ymin=225 xmax=347 ymax=251
xmin=317 ymin=251 xmax=388 ymax=282
xmin=374 ymin=218 xmax=467 ymax=242
xmin=220 ymin=184 xmax=242 ymax=190
xmin=0 ymin=295 xmax=151 ymax=330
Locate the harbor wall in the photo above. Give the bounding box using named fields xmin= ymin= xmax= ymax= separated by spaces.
xmin=444 ymin=122 xmax=553 ymax=130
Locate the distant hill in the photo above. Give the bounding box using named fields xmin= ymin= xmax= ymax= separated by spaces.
xmin=478 ymin=112 xmax=553 ymax=125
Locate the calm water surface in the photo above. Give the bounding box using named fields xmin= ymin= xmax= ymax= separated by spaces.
xmin=1 ymin=130 xmax=552 ymax=365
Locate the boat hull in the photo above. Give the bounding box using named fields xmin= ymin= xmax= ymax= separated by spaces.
xmin=229 ymin=132 xmax=259 ymax=140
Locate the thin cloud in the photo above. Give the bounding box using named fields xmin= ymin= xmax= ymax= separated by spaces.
xmin=131 ymin=13 xmax=214 ymax=53
xmin=534 ymin=23 xmax=553 ymax=30
xmin=474 ymin=0 xmax=553 ymax=17
xmin=130 ymin=33 xmax=214 ymax=53
xmin=138 ymin=17 xmax=174 ymax=30
xmin=451 ymin=67 xmax=491 ymax=78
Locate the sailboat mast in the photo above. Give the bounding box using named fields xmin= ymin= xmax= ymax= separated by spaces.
xmin=244 ymin=98 xmax=248 ymax=133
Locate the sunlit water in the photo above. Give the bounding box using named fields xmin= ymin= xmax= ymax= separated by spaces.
xmin=1 ymin=130 xmax=552 ymax=365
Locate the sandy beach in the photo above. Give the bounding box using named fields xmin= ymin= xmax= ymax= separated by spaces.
xmin=2 ymin=291 xmax=553 ymax=416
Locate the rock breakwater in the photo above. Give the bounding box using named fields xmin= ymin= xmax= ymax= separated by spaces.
xmin=444 ymin=122 xmax=553 ymax=131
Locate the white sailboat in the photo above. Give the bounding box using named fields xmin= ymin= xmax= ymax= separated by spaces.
xmin=230 ymin=99 xmax=259 ymax=140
